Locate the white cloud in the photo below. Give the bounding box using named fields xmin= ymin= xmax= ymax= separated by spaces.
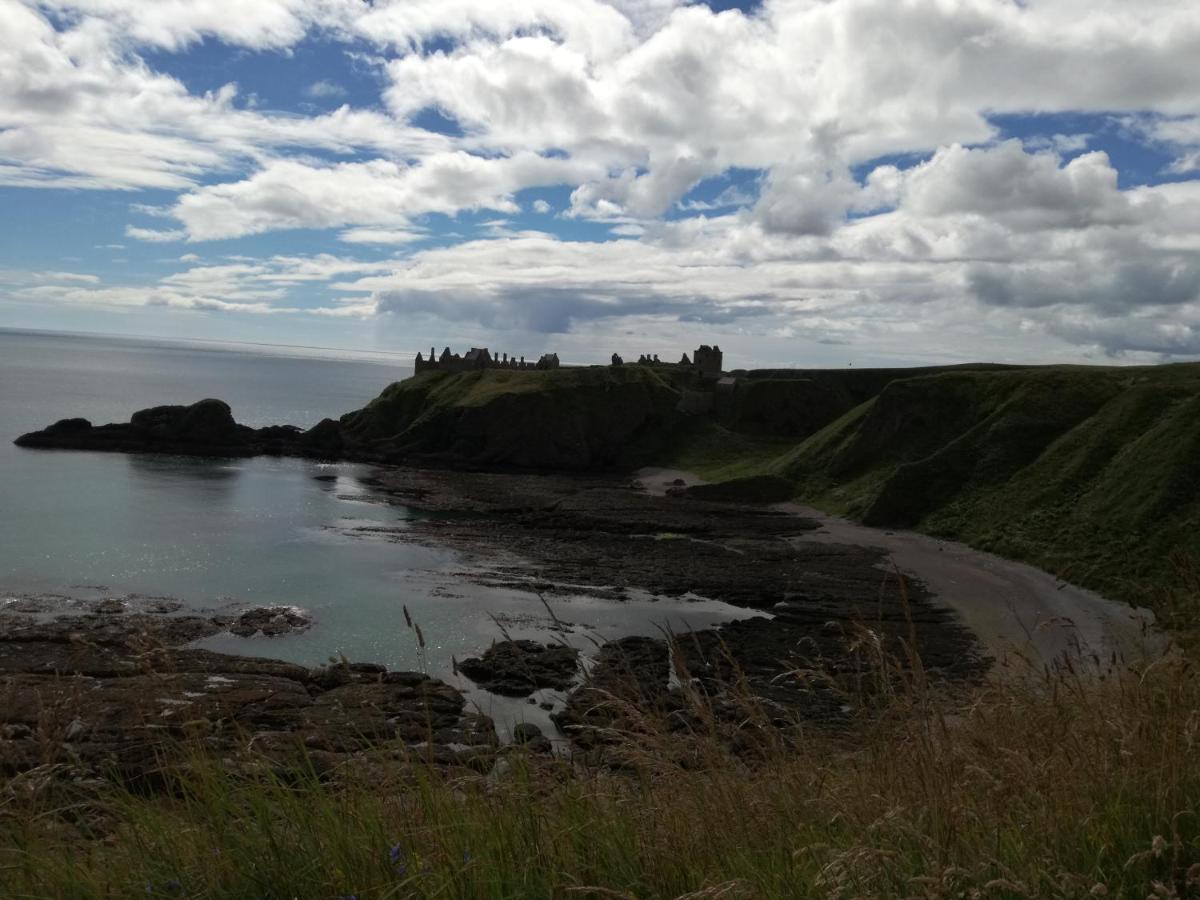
xmin=304 ymin=79 xmax=347 ymax=100
xmin=338 ymin=227 xmax=426 ymax=245
xmin=30 ymin=0 xmax=338 ymax=51
xmin=0 ymin=2 xmax=447 ymax=190
xmin=171 ymin=152 xmax=601 ymax=240
xmin=378 ymin=0 xmax=1200 ymax=224
xmin=898 ymin=141 xmax=1138 ymax=231
xmin=0 ymin=252 xmax=398 ymax=318
xmin=1136 ymin=115 xmax=1200 ymax=173
xmin=126 ymin=225 xmax=187 ymax=242
xmin=1025 ymin=133 xmax=1092 ymax=154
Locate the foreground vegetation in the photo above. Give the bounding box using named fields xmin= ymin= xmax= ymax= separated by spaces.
xmin=3 ymin=632 xmax=1199 ymax=899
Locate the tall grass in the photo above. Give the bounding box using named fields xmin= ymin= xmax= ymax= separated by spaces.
xmin=3 ymin=635 xmax=1199 ymax=898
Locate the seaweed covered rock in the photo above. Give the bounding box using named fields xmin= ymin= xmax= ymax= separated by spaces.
xmin=456 ymin=640 xmax=579 ymax=696
xmin=229 ymin=606 xmax=312 ymax=638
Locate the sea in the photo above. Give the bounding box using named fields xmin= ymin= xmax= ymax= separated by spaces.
xmin=0 ymin=329 xmax=756 ymax=722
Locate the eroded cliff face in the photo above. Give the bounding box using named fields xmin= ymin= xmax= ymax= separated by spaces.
xmin=339 ymin=366 xmax=683 ymax=469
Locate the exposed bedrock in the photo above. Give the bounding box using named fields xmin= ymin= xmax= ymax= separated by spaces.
xmin=0 ymin=602 xmax=495 ymax=783
xmin=456 ymin=639 xmax=580 ymax=697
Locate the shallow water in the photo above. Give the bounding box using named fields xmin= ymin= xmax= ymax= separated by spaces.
xmin=0 ymin=330 xmax=763 ymax=721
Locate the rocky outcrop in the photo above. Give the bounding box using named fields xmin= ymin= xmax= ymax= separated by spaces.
xmin=0 ymin=601 xmax=495 ymax=783
xmin=229 ymin=606 xmax=312 ymax=638
xmin=456 ymin=640 xmax=579 ymax=696
xmin=14 ymin=399 xmax=311 ymax=458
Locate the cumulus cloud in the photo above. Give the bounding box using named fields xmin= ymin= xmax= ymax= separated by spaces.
xmin=1136 ymin=115 xmax=1200 ymax=174
xmin=5 ymin=0 xmax=1200 ymax=361
xmin=898 ymin=141 xmax=1139 ymax=230
xmin=1042 ymin=309 xmax=1200 ymax=357
xmin=172 ymin=152 xmax=600 ymax=240
xmin=30 ymin=0 xmax=336 ymax=51
xmin=0 ymin=2 xmax=446 ymax=190
xmin=966 ymin=245 xmax=1200 ymax=313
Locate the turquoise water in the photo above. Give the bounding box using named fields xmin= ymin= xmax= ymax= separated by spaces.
xmin=0 ymin=330 xmax=760 ymax=698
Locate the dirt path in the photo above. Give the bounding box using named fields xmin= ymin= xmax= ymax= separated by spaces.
xmin=636 ymin=467 xmax=1161 ymax=672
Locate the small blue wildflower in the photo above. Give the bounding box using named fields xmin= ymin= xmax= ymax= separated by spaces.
xmin=389 ymin=844 xmax=404 ymax=865
xmin=463 ymin=850 xmax=473 ymax=864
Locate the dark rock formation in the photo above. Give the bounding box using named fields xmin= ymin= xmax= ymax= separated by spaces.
xmin=510 ymin=721 xmax=552 ymax=753
xmin=229 ymin=606 xmax=312 ymax=638
xmin=0 ymin=601 xmax=496 ymax=783
xmin=456 ymin=640 xmax=580 ymax=696
xmin=552 ymin=636 xmax=671 ymax=747
xmin=14 ymin=399 xmax=312 ymax=458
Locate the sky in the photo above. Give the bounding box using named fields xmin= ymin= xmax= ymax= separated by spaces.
xmin=1 ymin=0 xmax=1200 ymax=368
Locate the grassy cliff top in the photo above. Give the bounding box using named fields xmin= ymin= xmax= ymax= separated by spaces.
xmin=370 ymin=364 xmax=677 ymax=409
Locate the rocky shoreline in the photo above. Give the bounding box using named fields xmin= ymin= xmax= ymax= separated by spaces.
xmin=0 ymin=594 xmax=501 ymax=785
xmin=0 ymin=461 xmax=992 ymax=785
xmin=8 ymin=392 xmax=996 ymax=784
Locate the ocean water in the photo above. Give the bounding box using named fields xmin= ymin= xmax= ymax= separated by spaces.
xmin=0 ymin=330 xmax=758 ymax=710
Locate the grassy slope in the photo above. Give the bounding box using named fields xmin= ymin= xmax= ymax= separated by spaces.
xmin=345 ymin=367 xmax=668 ymax=435
xmin=749 ymin=364 xmax=1200 ymax=614
xmin=6 ymin=660 xmax=1200 ymax=898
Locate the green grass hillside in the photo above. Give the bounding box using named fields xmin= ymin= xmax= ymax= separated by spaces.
xmin=340 ymin=365 xmax=682 ymax=470
xmin=765 ymin=364 xmax=1200 ymax=614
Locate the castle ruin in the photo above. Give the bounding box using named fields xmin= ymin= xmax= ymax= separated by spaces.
xmin=616 ymin=345 xmax=723 ymax=378
xmin=414 ymin=343 xmax=722 ymax=377
xmin=693 ymin=345 xmax=723 ymax=378
xmin=414 ymin=346 xmax=560 ymax=374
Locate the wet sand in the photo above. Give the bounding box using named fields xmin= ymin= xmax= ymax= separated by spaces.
xmin=638 ymin=467 xmax=1161 ymax=671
